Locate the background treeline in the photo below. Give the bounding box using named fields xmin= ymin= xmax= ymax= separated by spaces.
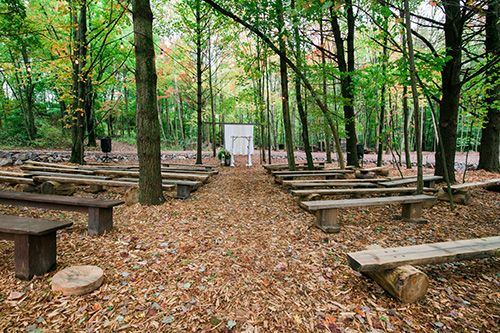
xmin=0 ymin=0 xmax=499 ymax=178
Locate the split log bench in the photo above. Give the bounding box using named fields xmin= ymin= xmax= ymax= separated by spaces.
xmin=275 ymin=172 xmax=344 ymax=183
xmin=292 ymin=187 xmax=435 ymax=199
xmin=116 ymin=178 xmax=201 ymax=200
xmin=0 ymin=214 xmax=72 ymax=280
xmin=301 ymin=194 xmax=437 ymax=233
xmin=285 ymin=181 xmax=379 ymax=190
xmin=0 ymin=190 xmax=124 ymax=235
xmin=438 ymin=178 xmax=500 ymax=205
xmin=346 ymin=236 xmax=500 ymax=303
xmin=379 ymin=175 xmax=443 ymax=188
xmin=162 ymin=162 xmax=218 ymax=170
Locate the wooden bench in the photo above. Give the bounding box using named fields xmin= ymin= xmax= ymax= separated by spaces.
xmin=443 ymin=178 xmax=500 ymax=192
xmin=0 ymin=214 xmax=72 ymax=280
xmin=0 ymin=190 xmax=124 ymax=235
xmin=275 ymin=172 xmax=344 ymax=183
xmin=346 ymin=236 xmax=500 ymax=303
xmin=116 ymin=178 xmax=201 ymax=200
xmin=301 ymin=194 xmax=437 ymax=233
xmin=285 ymin=181 xmax=379 ymax=189
xmin=162 ymin=162 xmax=217 ymax=170
xmin=291 ymin=187 xmax=435 ymax=199
xmin=379 ymin=175 xmax=443 ymax=188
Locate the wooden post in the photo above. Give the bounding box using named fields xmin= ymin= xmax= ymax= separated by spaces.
xmin=315 ymin=208 xmax=340 ymax=233
xmin=401 ymin=202 xmax=426 ymax=223
xmin=87 ymin=207 xmax=113 ymax=236
xmin=175 ymin=184 xmax=191 ymax=200
xmin=14 ymin=233 xmax=57 ymax=280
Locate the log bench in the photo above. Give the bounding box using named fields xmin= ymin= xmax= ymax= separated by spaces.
xmin=162 ymin=162 xmax=218 ymax=170
xmin=116 ymin=178 xmax=202 ymax=200
xmin=379 ymin=175 xmax=443 ymax=188
xmin=301 ymin=194 xmax=437 ymax=233
xmin=0 ymin=190 xmax=124 ymax=235
xmin=346 ymin=237 xmax=500 ymax=303
xmin=275 ymin=172 xmax=344 ymax=183
xmin=285 ymin=181 xmax=379 ymax=190
xmin=0 ymin=214 xmax=72 ymax=280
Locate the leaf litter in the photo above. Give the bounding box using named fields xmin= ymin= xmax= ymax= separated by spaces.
xmin=0 ymin=155 xmax=499 ymax=331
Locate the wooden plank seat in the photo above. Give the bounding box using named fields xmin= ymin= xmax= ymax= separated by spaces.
xmin=0 ymin=176 xmax=36 ymax=185
xmin=116 ymin=178 xmax=202 ymax=200
xmin=347 ymin=236 xmax=500 ymax=272
xmin=21 ymin=165 xmax=95 ymax=175
xmin=443 ymin=178 xmax=500 ymax=192
xmin=31 ymin=175 xmax=175 ymax=192
xmin=291 ymin=187 xmax=436 ymax=198
xmin=162 ymin=162 xmax=217 ymax=170
xmin=0 ymin=190 xmax=124 ymax=235
xmin=92 ymin=169 xmax=210 ymax=183
xmin=28 ymin=171 xmax=113 ymax=180
xmin=0 ymin=214 xmax=72 ymax=280
xmin=301 ymin=194 xmax=437 ymax=233
xmin=272 ymin=168 xmax=354 ymax=176
xmin=275 ymin=172 xmax=344 ymax=183
xmin=379 ymin=175 xmax=443 ymax=188
xmin=285 ymin=181 xmax=379 ymax=189
xmin=0 ymin=171 xmax=32 ymax=178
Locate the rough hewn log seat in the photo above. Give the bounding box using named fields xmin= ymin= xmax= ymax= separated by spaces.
xmin=379 ymin=175 xmax=443 ymax=188
xmin=291 ymin=187 xmax=435 ymax=198
xmin=0 ymin=214 xmax=72 ymax=280
xmin=0 ymin=190 xmax=123 ymax=235
xmin=347 ymin=236 xmax=500 ymax=272
xmin=301 ymin=194 xmax=437 ymax=233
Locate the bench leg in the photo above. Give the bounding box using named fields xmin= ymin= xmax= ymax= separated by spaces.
xmin=401 ymin=203 xmax=427 ymax=224
xmin=88 ymin=207 xmax=113 ymax=236
xmin=14 ymin=233 xmax=57 ymax=280
xmin=424 ymin=180 xmax=435 ymax=188
xmin=315 ymin=209 xmax=341 ymax=233
xmin=176 ymin=185 xmax=191 ymax=200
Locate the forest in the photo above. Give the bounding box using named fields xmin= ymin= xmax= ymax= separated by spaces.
xmin=0 ymin=0 xmax=499 ymax=178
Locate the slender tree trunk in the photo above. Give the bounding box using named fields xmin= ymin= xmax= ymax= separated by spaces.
xmin=208 ymin=25 xmax=217 ymax=158
xmin=377 ymin=20 xmax=388 ymax=166
xmin=173 ymin=46 xmax=185 ymax=142
xmin=293 ymin=0 xmax=314 ymax=169
xmin=195 ymin=0 xmax=203 ymax=165
xmin=133 ymin=0 xmax=164 ymax=204
xmin=69 ymin=0 xmax=87 ymax=165
xmin=320 ymin=13 xmax=332 ymax=165
xmin=403 ymin=0 xmax=423 ymax=193
xmin=277 ymin=0 xmax=295 ymax=170
xmin=478 ymin=1 xmax=500 ymax=172
xmin=330 ymin=2 xmax=358 ymax=167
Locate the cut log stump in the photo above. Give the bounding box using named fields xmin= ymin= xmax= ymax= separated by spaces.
xmin=124 ymin=187 xmax=139 ymax=205
xmin=14 ymin=184 xmax=41 ymax=193
xmin=363 ymin=245 xmax=429 ymax=303
xmin=52 ymin=265 xmax=104 ymax=296
xmin=41 ymin=181 xmax=76 ymax=196
xmin=437 ymin=188 xmax=471 ymax=205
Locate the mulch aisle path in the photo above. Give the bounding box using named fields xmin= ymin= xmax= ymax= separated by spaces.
xmin=0 ymin=156 xmax=499 ymax=332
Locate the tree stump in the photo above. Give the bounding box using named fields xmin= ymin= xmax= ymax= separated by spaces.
xmin=374 ymin=168 xmax=390 ymax=177
xmin=41 ymin=181 xmax=76 ymax=196
xmin=84 ymin=184 xmax=104 ymax=194
xmin=124 ymin=187 xmax=139 ymax=205
xmin=14 ymin=184 xmax=41 ymax=193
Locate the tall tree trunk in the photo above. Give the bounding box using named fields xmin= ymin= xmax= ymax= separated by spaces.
xmin=377 ymin=19 xmax=388 ymax=167
xmin=195 ymin=0 xmax=203 ymax=165
xmin=20 ymin=47 xmax=36 ymax=140
xmin=277 ymin=0 xmax=296 ymax=170
xmin=208 ymin=25 xmax=217 ymax=158
xmin=403 ymin=0 xmax=423 ymax=193
xmin=293 ymin=0 xmax=314 ymax=169
xmin=435 ymin=0 xmax=463 ymax=183
xmin=320 ymin=13 xmax=332 ymax=165
xmin=173 ymin=46 xmax=185 ymax=142
xmin=86 ymin=76 xmax=97 ymax=147
xmin=133 ymin=0 xmax=164 ymax=204
xmin=330 ymin=2 xmax=358 ymax=167
xmin=69 ymin=0 xmax=87 ymax=165
xmin=478 ymin=1 xmax=500 ymax=172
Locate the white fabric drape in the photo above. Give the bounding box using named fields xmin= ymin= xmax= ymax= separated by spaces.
xmin=224 ymin=124 xmax=254 ymax=155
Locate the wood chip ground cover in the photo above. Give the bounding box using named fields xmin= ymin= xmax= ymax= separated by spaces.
xmin=0 ymin=155 xmax=499 ymax=332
